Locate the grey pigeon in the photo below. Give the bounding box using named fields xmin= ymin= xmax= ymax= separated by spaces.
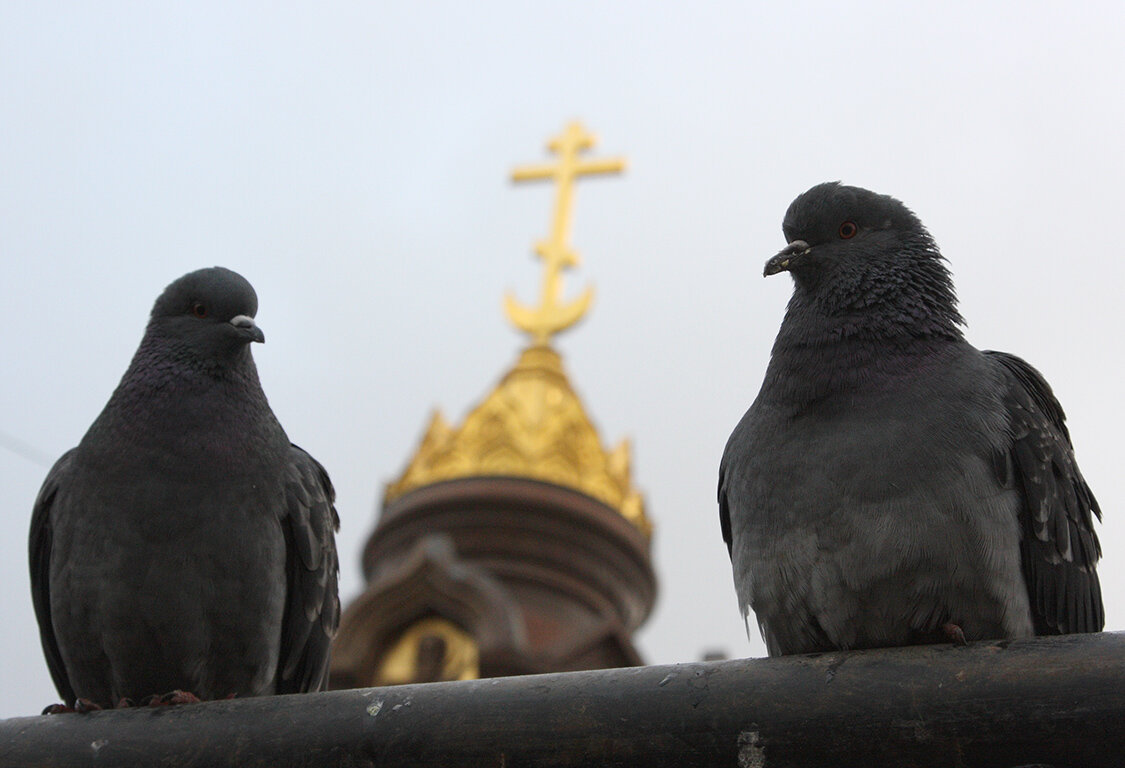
xmin=29 ymin=267 xmax=339 ymax=708
xmin=718 ymin=183 xmax=1103 ymax=655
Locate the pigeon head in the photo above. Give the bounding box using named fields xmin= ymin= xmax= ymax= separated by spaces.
xmin=765 ymin=182 xmax=963 ymax=340
xmin=147 ymin=267 xmax=265 ymax=362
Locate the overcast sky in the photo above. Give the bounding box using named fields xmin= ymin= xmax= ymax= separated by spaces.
xmin=2 ymin=2 xmax=1123 ymax=719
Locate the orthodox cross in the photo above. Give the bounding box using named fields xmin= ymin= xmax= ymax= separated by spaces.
xmin=505 ymin=121 xmax=625 ymax=345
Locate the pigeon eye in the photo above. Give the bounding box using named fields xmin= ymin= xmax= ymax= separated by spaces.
xmin=191 ymin=302 xmax=208 ymax=318
xmin=839 ymin=221 xmax=858 ymax=239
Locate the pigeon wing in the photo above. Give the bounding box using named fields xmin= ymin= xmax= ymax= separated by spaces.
xmin=28 ymin=449 xmax=78 ymax=705
xmin=276 ymin=444 xmax=340 ymax=693
xmin=718 ymin=463 xmax=733 ymax=559
xmin=986 ymin=350 xmax=1103 ymax=634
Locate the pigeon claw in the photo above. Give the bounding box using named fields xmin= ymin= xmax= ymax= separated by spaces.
xmin=145 ymin=690 xmax=202 ymax=707
xmin=42 ymin=703 xmax=75 ymax=715
xmin=74 ymin=698 xmax=104 ymax=714
xmin=942 ymin=622 xmax=968 ymax=646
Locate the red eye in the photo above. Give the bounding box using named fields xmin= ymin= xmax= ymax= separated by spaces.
xmin=839 ymin=221 xmax=858 ymax=239
xmin=191 ymin=302 xmax=208 ymax=318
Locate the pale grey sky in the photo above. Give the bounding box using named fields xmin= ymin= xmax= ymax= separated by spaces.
xmin=2 ymin=2 xmax=1123 ymax=718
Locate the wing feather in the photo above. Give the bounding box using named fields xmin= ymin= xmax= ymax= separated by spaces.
xmin=276 ymin=445 xmax=340 ymax=693
xmin=29 ymin=449 xmax=78 ymax=704
xmin=718 ymin=463 xmax=733 ymax=559
xmin=986 ymin=350 xmax=1102 ymax=635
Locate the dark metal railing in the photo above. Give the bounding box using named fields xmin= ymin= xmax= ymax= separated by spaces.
xmin=2 ymin=632 xmax=1122 ymax=767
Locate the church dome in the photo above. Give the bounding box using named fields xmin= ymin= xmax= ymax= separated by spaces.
xmin=383 ymin=342 xmax=650 ymax=537
xmin=331 ymin=121 xmax=653 ymax=688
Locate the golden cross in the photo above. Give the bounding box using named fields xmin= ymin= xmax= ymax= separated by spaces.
xmin=505 ymin=121 xmax=626 ymax=345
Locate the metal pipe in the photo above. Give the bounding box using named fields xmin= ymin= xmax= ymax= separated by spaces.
xmin=3 ymin=632 xmax=1122 ymax=767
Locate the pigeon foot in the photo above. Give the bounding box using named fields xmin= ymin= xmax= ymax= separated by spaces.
xmin=42 ymin=698 xmax=107 ymax=714
xmin=41 ymin=703 xmax=74 ymax=715
xmin=143 ymin=690 xmax=202 ymax=707
xmin=942 ymin=622 xmax=968 ymax=646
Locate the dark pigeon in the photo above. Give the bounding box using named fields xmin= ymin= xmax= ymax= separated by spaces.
xmin=30 ymin=267 xmax=339 ymax=708
xmin=719 ymin=183 xmax=1103 ymax=655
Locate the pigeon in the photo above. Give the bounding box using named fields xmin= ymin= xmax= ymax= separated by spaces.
xmin=29 ymin=267 xmax=339 ymax=709
xmin=718 ymin=182 xmax=1103 ymax=656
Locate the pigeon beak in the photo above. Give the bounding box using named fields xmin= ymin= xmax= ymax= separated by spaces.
xmin=764 ymin=240 xmax=811 ymax=277
xmin=229 ymin=315 xmax=265 ymax=344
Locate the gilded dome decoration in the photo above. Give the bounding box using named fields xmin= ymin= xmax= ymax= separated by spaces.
xmin=384 ymin=344 xmax=650 ymax=536
xmin=375 ymin=616 xmax=480 ymax=685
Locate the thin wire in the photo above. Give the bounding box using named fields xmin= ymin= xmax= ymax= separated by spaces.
xmin=0 ymin=428 xmax=55 ymax=469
